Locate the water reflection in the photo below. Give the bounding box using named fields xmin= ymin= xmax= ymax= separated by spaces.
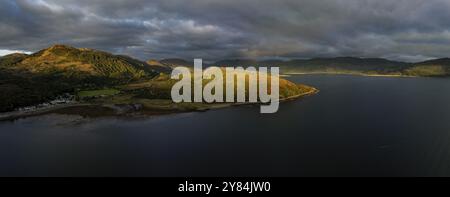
xmin=1 ymin=75 xmax=450 ymax=176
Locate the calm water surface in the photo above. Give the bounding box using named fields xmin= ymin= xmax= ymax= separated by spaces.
xmin=1 ymin=75 xmax=450 ymax=176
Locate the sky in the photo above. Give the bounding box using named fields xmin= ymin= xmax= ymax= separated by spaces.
xmin=1 ymin=0 xmax=450 ymax=62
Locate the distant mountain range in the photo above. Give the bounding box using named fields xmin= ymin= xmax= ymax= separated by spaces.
xmin=3 ymin=45 xmax=449 ymax=78
xmin=156 ymin=57 xmax=450 ymax=77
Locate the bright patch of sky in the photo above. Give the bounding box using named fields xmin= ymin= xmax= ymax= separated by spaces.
xmin=0 ymin=49 xmax=31 ymax=56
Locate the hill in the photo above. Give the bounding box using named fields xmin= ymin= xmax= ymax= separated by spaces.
xmin=159 ymin=58 xmax=194 ymax=68
xmin=282 ymin=57 xmax=411 ymax=75
xmin=404 ymin=58 xmax=450 ymax=77
xmin=146 ymin=59 xmax=172 ymax=73
xmin=143 ymin=57 xmax=450 ymax=77
xmin=0 ymin=44 xmax=158 ymax=112
xmin=211 ymin=57 xmax=410 ymax=75
xmin=8 ymin=45 xmax=157 ymax=79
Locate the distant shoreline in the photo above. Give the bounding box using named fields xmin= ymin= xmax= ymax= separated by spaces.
xmin=283 ymin=72 xmax=415 ymax=77
xmin=283 ymin=72 xmax=418 ymax=78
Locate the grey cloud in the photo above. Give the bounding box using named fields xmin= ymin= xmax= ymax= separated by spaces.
xmin=1 ymin=0 xmax=450 ymax=62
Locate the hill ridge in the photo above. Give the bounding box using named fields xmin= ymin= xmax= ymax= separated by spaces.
xmin=3 ymin=44 xmax=157 ymax=80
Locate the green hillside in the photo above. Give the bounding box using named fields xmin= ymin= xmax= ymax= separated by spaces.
xmin=0 ymin=45 xmax=158 ymax=112
xmin=15 ymin=45 xmax=156 ymax=79
xmin=0 ymin=53 xmax=29 ymax=67
xmin=403 ymin=58 xmax=450 ymax=77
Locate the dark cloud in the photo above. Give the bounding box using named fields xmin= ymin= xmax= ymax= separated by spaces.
xmin=1 ymin=0 xmax=450 ymax=62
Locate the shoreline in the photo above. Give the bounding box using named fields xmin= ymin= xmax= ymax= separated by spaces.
xmin=0 ymin=103 xmax=93 ymax=121
xmin=283 ymin=72 xmax=418 ymax=78
xmin=202 ymin=86 xmax=319 ymax=111
xmin=0 ymin=86 xmax=318 ymax=122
